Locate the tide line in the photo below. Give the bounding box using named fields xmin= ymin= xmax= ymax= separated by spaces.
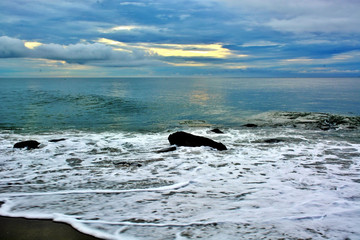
xmin=75 ymin=218 xmax=222 ymax=228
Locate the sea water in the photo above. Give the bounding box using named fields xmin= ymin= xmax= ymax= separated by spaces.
xmin=0 ymin=77 xmax=359 ymax=239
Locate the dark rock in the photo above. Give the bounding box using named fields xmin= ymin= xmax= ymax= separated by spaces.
xmin=263 ymin=138 xmax=284 ymax=143
xmin=156 ymin=146 xmax=177 ymax=153
xmin=13 ymin=140 xmax=40 ymax=150
xmin=211 ymin=128 xmax=224 ymax=134
xmin=168 ymin=131 xmax=227 ymax=151
xmin=243 ymin=123 xmax=258 ymax=128
xmin=49 ymin=138 xmax=66 ymax=143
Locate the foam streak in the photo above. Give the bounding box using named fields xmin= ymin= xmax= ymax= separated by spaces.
xmin=0 ymin=181 xmax=191 ymax=197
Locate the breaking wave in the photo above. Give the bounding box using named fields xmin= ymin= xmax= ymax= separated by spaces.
xmin=1 ymin=113 xmax=359 ymax=239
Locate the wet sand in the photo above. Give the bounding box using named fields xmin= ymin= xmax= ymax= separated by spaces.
xmin=0 ymin=216 xmax=101 ymax=240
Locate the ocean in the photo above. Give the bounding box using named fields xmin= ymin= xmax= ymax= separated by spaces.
xmin=0 ymin=77 xmax=359 ymax=239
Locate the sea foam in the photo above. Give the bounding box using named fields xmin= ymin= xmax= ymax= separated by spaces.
xmin=1 ymin=127 xmax=360 ymax=239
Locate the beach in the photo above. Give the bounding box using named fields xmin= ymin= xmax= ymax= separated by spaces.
xmin=0 ymin=216 xmax=100 ymax=240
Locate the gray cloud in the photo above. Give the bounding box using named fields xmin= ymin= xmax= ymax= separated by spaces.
xmin=34 ymin=43 xmax=113 ymax=63
xmin=0 ymin=36 xmax=29 ymax=58
xmin=0 ymin=36 xmax=159 ymax=67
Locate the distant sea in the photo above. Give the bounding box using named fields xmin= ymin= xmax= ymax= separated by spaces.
xmin=0 ymin=77 xmax=359 ymax=239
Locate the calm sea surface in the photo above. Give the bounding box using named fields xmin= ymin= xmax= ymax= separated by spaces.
xmin=0 ymin=77 xmax=359 ymax=239
xmin=0 ymin=77 xmax=359 ymax=132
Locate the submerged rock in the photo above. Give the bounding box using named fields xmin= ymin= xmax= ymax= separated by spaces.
xmin=156 ymin=146 xmax=177 ymax=153
xmin=211 ymin=128 xmax=224 ymax=134
xmin=242 ymin=123 xmax=258 ymax=128
xmin=263 ymin=138 xmax=285 ymax=143
xmin=13 ymin=140 xmax=40 ymax=150
xmin=246 ymin=111 xmax=360 ymax=130
xmin=49 ymin=138 xmax=66 ymax=143
xmin=316 ymin=114 xmax=356 ymax=131
xmin=168 ymin=131 xmax=227 ymax=151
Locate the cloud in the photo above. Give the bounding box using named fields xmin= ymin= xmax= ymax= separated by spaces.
xmin=142 ymin=43 xmax=245 ymax=58
xmin=96 ymin=38 xmax=240 ymax=59
xmin=0 ymin=0 xmax=117 ymax=44
xmin=99 ymin=25 xmax=140 ymax=33
xmin=1 ymin=0 xmax=359 ymax=77
xmin=241 ymin=41 xmax=283 ymax=47
xmin=0 ymin=36 xmax=29 ymax=57
xmin=34 ymin=42 xmax=113 ymax=64
xmin=0 ymin=36 xmax=158 ymax=67
xmin=98 ymin=25 xmax=167 ymax=35
xmin=220 ymin=0 xmax=360 ymax=34
xmin=97 ymin=38 xmax=249 ymax=70
xmin=278 ymin=50 xmax=360 ymax=74
xmin=119 ymin=2 xmax=147 ymax=7
xmin=267 ymin=16 xmax=360 ymax=34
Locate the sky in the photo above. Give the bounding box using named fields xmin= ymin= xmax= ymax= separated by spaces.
xmin=0 ymin=0 xmax=360 ymax=77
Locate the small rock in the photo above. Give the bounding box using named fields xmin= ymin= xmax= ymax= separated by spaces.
xmin=168 ymin=131 xmax=227 ymax=151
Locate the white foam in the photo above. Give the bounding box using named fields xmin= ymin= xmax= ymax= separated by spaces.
xmin=53 ymin=214 xmax=125 ymax=240
xmin=0 ymin=181 xmax=191 ymax=197
xmin=1 ymin=128 xmax=360 ymax=239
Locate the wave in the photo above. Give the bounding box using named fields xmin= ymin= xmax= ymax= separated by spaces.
xmin=2 ymin=110 xmax=359 ymax=134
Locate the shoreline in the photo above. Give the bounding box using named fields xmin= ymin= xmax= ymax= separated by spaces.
xmin=0 ymin=215 xmax=101 ymax=240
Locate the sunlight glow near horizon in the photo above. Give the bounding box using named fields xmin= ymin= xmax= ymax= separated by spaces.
xmin=97 ymin=38 xmax=247 ymax=59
